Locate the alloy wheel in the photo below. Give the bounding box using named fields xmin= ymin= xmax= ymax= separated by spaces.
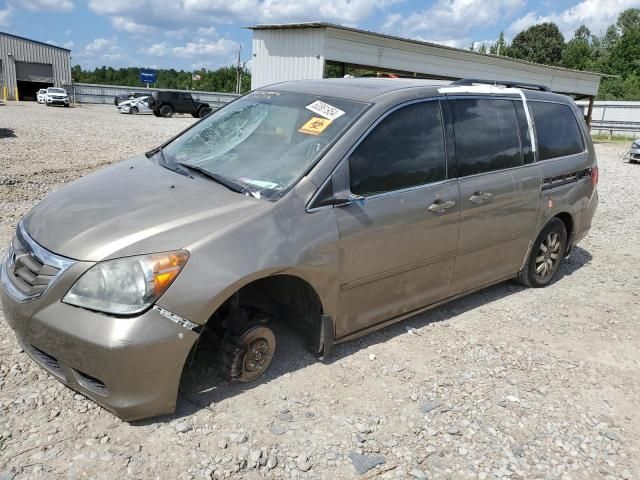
xmin=535 ymin=231 xmax=561 ymax=278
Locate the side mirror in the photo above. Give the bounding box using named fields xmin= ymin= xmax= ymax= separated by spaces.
xmin=332 ymin=192 xmax=365 ymax=206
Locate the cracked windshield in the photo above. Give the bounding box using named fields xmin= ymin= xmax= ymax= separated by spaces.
xmin=162 ymin=91 xmax=369 ymax=199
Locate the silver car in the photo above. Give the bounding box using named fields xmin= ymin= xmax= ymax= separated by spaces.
xmin=118 ymin=96 xmax=152 ymax=114
xmin=624 ymin=139 xmax=640 ymax=163
xmin=0 ymin=78 xmax=598 ymax=420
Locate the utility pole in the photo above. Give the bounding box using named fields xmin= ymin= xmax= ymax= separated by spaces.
xmin=235 ymin=44 xmax=242 ymax=95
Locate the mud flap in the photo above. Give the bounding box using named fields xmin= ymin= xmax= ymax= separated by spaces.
xmin=318 ymin=315 xmax=335 ymax=359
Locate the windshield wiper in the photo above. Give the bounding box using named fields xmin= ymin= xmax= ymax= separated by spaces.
xmin=177 ymin=163 xmax=246 ymax=194
xmin=148 ymin=148 xmax=193 ymax=178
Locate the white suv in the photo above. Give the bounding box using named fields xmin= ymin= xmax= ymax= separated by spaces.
xmin=45 ymin=87 xmax=69 ymax=107
xmin=37 ymin=89 xmax=47 ymax=104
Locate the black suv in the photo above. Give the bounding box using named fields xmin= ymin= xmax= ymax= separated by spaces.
xmin=148 ymin=91 xmax=212 ymax=118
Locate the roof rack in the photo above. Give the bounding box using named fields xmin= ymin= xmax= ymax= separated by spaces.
xmin=451 ymin=78 xmax=551 ymax=92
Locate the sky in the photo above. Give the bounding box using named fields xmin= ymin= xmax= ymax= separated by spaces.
xmin=0 ymin=0 xmax=638 ymax=71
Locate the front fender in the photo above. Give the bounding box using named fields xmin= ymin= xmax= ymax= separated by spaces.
xmin=156 ymin=179 xmax=340 ymax=325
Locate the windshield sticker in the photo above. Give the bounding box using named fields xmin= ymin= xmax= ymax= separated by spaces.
xmin=298 ymin=117 xmax=333 ymax=135
xmin=248 ymin=90 xmax=280 ymax=99
xmin=238 ymin=178 xmax=278 ymax=189
xmin=305 ymin=101 xmax=345 ymax=120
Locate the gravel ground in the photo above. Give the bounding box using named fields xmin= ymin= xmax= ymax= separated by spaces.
xmin=0 ymin=102 xmax=639 ymax=480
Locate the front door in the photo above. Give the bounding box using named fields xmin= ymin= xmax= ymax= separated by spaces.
xmin=447 ymin=97 xmax=542 ymax=294
xmin=334 ymin=100 xmax=460 ymax=338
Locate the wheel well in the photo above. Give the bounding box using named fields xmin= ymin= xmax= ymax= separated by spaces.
xmin=208 ymin=275 xmax=324 ymax=353
xmin=554 ymin=212 xmax=574 ymax=237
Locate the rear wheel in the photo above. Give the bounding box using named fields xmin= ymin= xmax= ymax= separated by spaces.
xmin=198 ymin=107 xmax=212 ymax=118
xmin=221 ymin=325 xmax=276 ymax=383
xmin=518 ymin=218 xmax=567 ymax=288
xmin=159 ymin=105 xmax=174 ymax=118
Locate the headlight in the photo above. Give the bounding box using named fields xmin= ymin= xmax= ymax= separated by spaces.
xmin=63 ymin=251 xmax=189 ymax=315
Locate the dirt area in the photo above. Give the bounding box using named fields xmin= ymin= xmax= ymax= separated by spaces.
xmin=0 ymin=102 xmax=639 ymax=480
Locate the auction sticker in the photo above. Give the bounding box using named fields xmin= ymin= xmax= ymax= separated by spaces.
xmin=305 ymin=100 xmax=345 ymax=120
xmin=298 ymin=117 xmax=333 ymax=135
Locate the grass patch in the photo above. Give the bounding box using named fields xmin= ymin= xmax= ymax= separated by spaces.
xmin=591 ymin=133 xmax=636 ymax=144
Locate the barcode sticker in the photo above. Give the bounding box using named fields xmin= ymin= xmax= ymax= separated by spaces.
xmin=305 ymin=100 xmax=345 ymax=121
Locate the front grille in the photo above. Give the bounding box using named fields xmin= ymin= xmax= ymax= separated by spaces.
xmin=23 ymin=342 xmax=64 ymax=377
xmin=8 ymin=237 xmax=61 ymax=298
xmin=1 ymin=223 xmax=74 ymax=302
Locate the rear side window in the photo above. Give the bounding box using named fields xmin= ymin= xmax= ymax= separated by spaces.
xmin=349 ymin=101 xmax=446 ymax=196
xmin=529 ymin=101 xmax=585 ymax=160
xmin=451 ymin=99 xmax=522 ymax=177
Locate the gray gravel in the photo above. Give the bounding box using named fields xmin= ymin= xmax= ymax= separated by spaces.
xmin=1 ymin=102 xmax=639 ymax=479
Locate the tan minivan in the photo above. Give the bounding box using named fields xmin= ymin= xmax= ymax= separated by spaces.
xmin=0 ymin=78 xmax=598 ymax=420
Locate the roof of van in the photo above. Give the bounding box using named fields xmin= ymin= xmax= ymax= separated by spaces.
xmin=264 ymin=78 xmax=573 ymax=104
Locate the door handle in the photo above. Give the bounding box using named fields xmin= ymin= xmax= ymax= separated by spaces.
xmin=428 ymin=199 xmax=456 ymax=213
xmin=468 ymin=191 xmax=493 ymax=204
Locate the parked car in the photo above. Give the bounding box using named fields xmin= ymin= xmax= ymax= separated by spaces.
xmin=114 ymin=92 xmax=148 ymax=106
xmin=0 ymin=78 xmax=598 ymax=420
xmin=623 ymin=139 xmax=640 ymax=163
xmin=147 ymin=90 xmax=211 ymax=118
xmin=45 ymin=87 xmax=69 ymax=107
xmin=117 ymin=96 xmax=151 ymax=114
xmin=37 ymin=89 xmax=47 ymax=104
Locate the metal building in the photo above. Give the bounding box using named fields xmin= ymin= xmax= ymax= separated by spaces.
xmin=0 ymin=31 xmax=71 ymax=101
xmin=248 ymin=22 xmax=604 ymax=121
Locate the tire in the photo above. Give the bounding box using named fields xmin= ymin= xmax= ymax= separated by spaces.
xmin=130 ymin=106 xmax=138 ymax=114
xmin=198 ymin=107 xmax=212 ymax=118
xmin=159 ymin=105 xmax=174 ymax=118
xmin=518 ymin=218 xmax=567 ymax=288
xmin=152 ymin=109 xmax=161 ymax=117
xmin=221 ymin=325 xmax=276 ymax=383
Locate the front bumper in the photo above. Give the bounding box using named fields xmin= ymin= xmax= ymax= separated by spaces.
xmin=0 ymin=265 xmax=199 ymax=420
xmin=46 ymin=98 xmax=69 ymax=105
xmin=624 ymin=148 xmax=640 ymax=162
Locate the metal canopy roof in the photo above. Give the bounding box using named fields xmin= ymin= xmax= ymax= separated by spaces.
xmin=248 ymin=22 xmax=604 ymax=97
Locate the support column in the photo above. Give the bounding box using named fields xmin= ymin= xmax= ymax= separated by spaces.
xmin=586 ymin=96 xmax=594 ymax=129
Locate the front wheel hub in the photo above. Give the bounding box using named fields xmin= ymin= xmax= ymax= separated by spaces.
xmin=237 ymin=326 xmax=276 ymax=383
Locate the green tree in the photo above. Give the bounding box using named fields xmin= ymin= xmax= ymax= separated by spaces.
xmin=563 ymin=25 xmax=595 ymax=70
xmin=489 ymin=31 xmax=507 ymax=55
xmin=507 ymin=22 xmax=565 ymax=65
xmin=616 ymin=8 xmax=640 ymax=35
xmin=607 ymin=26 xmax=640 ymax=77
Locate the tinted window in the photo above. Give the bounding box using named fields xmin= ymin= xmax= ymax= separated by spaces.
xmin=349 ymin=101 xmax=446 ymax=196
xmin=530 ymin=101 xmax=584 ymax=160
xmin=451 ymin=99 xmax=522 ymax=177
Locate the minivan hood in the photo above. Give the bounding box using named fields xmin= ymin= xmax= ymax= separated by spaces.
xmin=23 ymin=156 xmax=267 ymax=261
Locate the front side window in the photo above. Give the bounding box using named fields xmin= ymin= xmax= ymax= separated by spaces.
xmin=162 ymin=91 xmax=369 ymax=200
xmin=349 ymin=101 xmax=446 ymax=196
xmin=529 ymin=101 xmax=585 ymax=160
xmin=451 ymin=98 xmax=523 ymax=177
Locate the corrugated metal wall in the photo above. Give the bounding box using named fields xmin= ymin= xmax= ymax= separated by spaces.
xmin=69 ymin=83 xmax=239 ymax=106
xmin=0 ymin=33 xmax=71 ymax=99
xmin=251 ymin=28 xmax=325 ymax=89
